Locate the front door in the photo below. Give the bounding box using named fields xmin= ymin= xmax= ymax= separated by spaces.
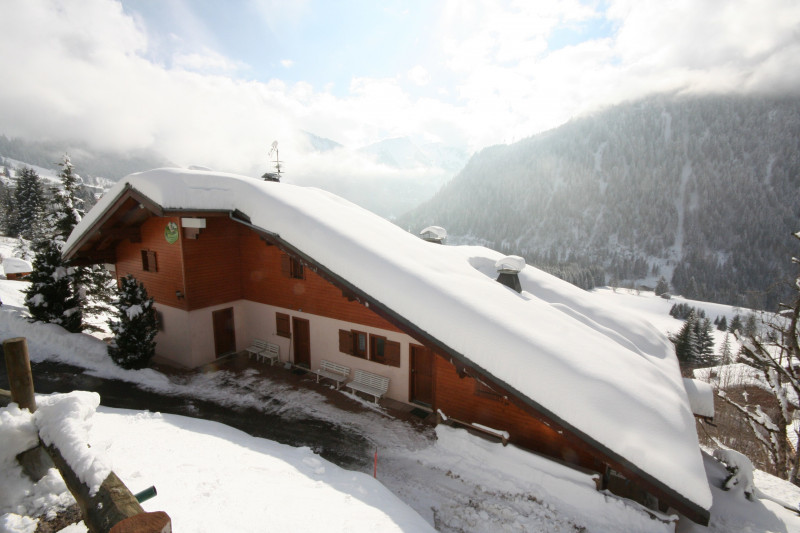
xmin=410 ymin=344 xmax=434 ymax=406
xmin=212 ymin=308 xmax=236 ymax=357
xmin=292 ymin=317 xmax=311 ymax=368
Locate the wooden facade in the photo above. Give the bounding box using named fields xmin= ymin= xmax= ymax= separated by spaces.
xmin=65 ymin=188 xmax=709 ymax=526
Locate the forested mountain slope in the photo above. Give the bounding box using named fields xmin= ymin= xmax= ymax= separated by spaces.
xmin=399 ymin=94 xmax=800 ymax=308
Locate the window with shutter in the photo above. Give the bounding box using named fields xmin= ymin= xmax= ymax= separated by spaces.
xmin=280 ymin=254 xmax=304 ymax=279
xmin=384 ymin=340 xmax=401 ymax=367
xmin=276 ymin=313 xmax=291 ymax=337
xmin=141 ymin=250 xmax=157 ymax=272
xmin=339 ymin=329 xmax=354 ymax=355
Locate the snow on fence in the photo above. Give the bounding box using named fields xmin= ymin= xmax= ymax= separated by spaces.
xmin=2 ymin=337 xmax=171 ymax=533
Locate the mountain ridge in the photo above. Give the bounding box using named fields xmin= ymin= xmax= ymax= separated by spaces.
xmin=398 ymin=93 xmax=800 ymax=308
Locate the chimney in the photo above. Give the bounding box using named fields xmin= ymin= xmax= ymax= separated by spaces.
xmin=419 ymin=226 xmax=447 ymax=244
xmin=495 ymin=255 xmax=525 ymax=293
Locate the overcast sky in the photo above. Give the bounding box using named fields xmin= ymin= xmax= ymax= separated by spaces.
xmin=1 ymin=0 xmax=799 ymax=179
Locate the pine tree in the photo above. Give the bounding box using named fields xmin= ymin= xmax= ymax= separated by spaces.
xmin=694 ymin=316 xmax=716 ymax=363
xmin=655 ymin=276 xmax=669 ymax=296
xmin=719 ymin=332 xmax=733 ymax=364
xmin=108 ymin=275 xmax=157 ymax=370
xmin=717 ymin=315 xmax=728 ymax=331
xmin=23 ymin=156 xmax=86 ymax=332
xmin=671 ymin=311 xmax=701 ymax=364
xmin=10 ymin=167 xmax=45 ymax=240
xmin=24 ymin=239 xmax=82 ymax=332
xmin=50 ymin=154 xmax=83 ymax=238
xmin=729 ymin=314 xmax=743 ymax=334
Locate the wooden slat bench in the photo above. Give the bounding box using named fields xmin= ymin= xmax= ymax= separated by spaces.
xmin=314 ymin=360 xmax=351 ymax=390
xmin=245 ymin=339 xmax=280 ymax=366
xmin=346 ymin=369 xmax=389 ymax=404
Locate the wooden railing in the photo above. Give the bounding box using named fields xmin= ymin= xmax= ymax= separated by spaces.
xmin=3 ymin=337 xmax=171 ymax=533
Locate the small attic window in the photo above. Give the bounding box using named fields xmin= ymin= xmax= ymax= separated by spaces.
xmin=141 ymin=250 xmax=157 ymax=272
xmin=419 ymin=226 xmax=447 ymax=244
xmin=281 ymin=254 xmax=304 ymax=280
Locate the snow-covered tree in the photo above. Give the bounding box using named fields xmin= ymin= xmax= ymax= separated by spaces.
xmin=719 ymin=231 xmax=800 ymax=485
xmin=24 ymin=239 xmax=82 ymax=332
xmin=9 ymin=167 xmax=45 ymax=240
xmin=50 ymin=154 xmax=83 ymax=238
xmin=108 ymin=275 xmax=157 ymax=370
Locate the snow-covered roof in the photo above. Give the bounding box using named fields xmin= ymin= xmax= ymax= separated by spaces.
xmin=64 ymin=168 xmax=711 ymax=514
xmin=3 ymin=257 xmax=32 ymax=274
xmin=683 ymin=378 xmax=715 ymax=419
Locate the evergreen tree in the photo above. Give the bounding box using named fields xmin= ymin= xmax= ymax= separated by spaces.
xmin=655 ymin=276 xmax=669 ymax=296
xmin=50 ymin=154 xmax=83 ymax=238
xmin=717 ymin=315 xmax=728 ymax=331
xmin=24 ymin=239 xmax=82 ymax=332
xmin=23 ymin=156 xmax=87 ymax=332
xmin=743 ymin=313 xmax=758 ymax=337
xmin=9 ymin=167 xmax=45 ymax=239
xmin=694 ymin=317 xmax=716 ymax=362
xmin=108 ymin=275 xmax=157 ymax=369
xmin=671 ymin=311 xmax=701 ymax=364
xmin=719 ymin=332 xmax=733 ymax=364
xmin=729 ymin=314 xmax=743 ymax=334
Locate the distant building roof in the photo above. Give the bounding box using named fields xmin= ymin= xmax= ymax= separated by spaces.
xmin=2 ymin=257 xmax=32 ymax=275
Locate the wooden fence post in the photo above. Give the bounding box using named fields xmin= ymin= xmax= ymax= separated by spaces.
xmin=3 ymin=337 xmax=36 ymax=412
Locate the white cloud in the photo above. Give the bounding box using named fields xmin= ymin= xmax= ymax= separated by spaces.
xmin=0 ymin=0 xmax=798 ymax=184
xmin=407 ymin=65 xmax=430 ymax=86
xmin=173 ymin=47 xmax=247 ymax=73
xmin=280 ymin=59 xmax=294 ymax=68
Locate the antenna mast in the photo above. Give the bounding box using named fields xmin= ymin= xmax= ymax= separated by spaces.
xmin=262 ymin=140 xmax=282 ymax=182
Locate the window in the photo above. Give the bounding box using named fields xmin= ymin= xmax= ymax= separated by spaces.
xmin=141 ymin=250 xmax=157 ymax=272
xmin=339 ymin=329 xmax=367 ymax=359
xmin=276 ymin=313 xmax=291 ymax=338
xmin=354 ymin=331 xmax=367 ymax=358
xmin=370 ymin=334 xmax=401 ymax=367
xmin=338 ymin=330 xmax=400 ymax=367
xmin=280 ymin=254 xmax=304 ymax=280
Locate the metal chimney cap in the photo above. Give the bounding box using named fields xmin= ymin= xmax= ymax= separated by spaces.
xmin=494 ymin=255 xmax=526 ymax=273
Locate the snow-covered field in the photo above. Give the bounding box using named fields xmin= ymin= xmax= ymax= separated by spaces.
xmin=2 ymin=271 xmax=800 ymax=532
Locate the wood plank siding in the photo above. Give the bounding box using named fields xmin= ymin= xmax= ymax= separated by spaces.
xmin=114 ymin=216 xmax=187 ymax=308
xmin=236 ymin=225 xmax=399 ymax=332
xmin=432 ymin=353 xmax=604 ymax=472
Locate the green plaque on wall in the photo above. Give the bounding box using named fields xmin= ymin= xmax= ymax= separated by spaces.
xmin=165 ymin=221 xmax=179 ymax=244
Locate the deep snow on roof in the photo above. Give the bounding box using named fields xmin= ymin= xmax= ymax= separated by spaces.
xmin=65 ymin=168 xmax=711 ymax=510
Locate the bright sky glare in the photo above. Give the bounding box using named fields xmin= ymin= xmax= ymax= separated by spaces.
xmin=0 ymin=0 xmax=799 ymax=178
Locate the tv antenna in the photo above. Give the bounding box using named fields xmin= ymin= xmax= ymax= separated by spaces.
xmin=262 ymin=140 xmax=282 ymax=182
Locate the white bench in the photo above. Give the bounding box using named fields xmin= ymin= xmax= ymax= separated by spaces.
xmin=314 ymin=360 xmax=351 ymax=390
xmin=246 ymin=339 xmax=280 ymax=366
xmin=346 ymin=369 xmax=390 ymax=404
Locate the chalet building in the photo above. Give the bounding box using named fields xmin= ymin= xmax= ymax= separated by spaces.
xmin=3 ymin=257 xmax=32 ymax=281
xmin=64 ymin=168 xmax=712 ymax=525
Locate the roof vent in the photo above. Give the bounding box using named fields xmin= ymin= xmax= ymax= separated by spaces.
xmin=420 ymin=226 xmax=447 ymax=244
xmin=495 ymin=255 xmax=525 ymax=293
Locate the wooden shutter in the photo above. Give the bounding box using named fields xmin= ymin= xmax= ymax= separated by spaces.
xmin=338 ymin=329 xmax=354 ymax=355
xmin=385 ymin=340 xmax=401 ymax=367
xmin=276 ymin=313 xmax=290 ymax=338
xmin=280 ymin=254 xmax=291 ymax=277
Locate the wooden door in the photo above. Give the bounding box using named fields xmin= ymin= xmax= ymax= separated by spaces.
xmin=212 ymin=307 xmax=236 ymax=357
xmin=410 ymin=345 xmax=434 ymax=406
xmin=292 ymin=317 xmax=311 ymax=368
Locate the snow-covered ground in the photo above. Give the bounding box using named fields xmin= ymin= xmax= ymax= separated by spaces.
xmin=2 ymin=277 xmax=800 ymax=532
